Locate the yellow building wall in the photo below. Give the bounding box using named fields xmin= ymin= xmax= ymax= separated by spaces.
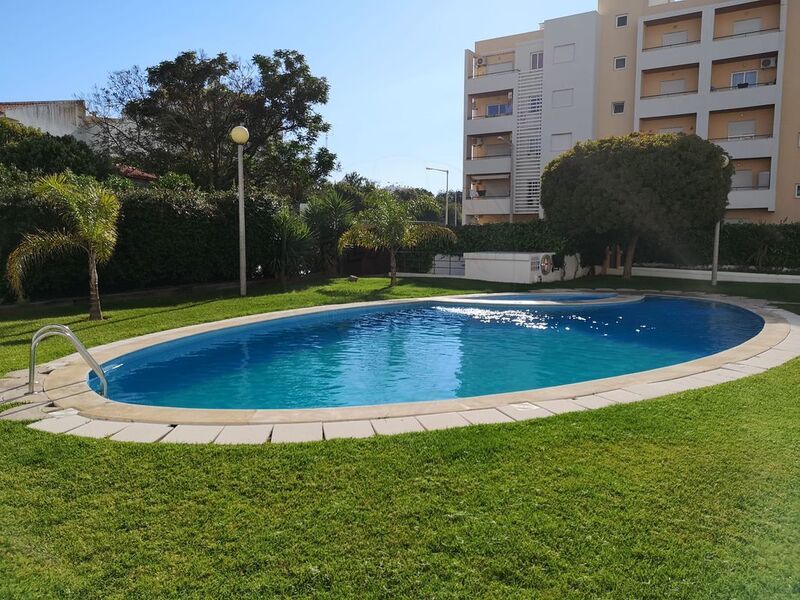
xmin=711 ymin=56 xmax=778 ymax=89
xmin=643 ymin=15 xmax=702 ymax=49
xmin=641 ymin=65 xmax=700 ymax=97
xmin=714 ymin=2 xmax=780 ymax=38
xmin=640 ymin=114 xmax=698 ymax=134
xmin=708 ymin=106 xmax=774 ymax=139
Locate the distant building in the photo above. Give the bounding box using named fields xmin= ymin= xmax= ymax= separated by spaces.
xmin=0 ymin=99 xmax=96 ymax=143
xmin=463 ymin=0 xmax=799 ymax=224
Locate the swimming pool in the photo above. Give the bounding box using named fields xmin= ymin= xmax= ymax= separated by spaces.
xmin=89 ymin=297 xmax=764 ymax=410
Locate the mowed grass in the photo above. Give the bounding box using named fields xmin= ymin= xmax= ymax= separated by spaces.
xmin=0 ymin=276 xmax=799 ymax=598
xmin=0 ymin=275 xmax=797 ymax=376
xmin=0 ymin=360 xmax=798 ymax=598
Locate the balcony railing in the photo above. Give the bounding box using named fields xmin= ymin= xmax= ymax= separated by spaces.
xmin=468 ymin=66 xmax=517 ymax=79
xmin=466 ymin=153 xmax=513 ymax=160
xmin=731 ymin=184 xmax=771 ymax=190
xmin=713 ymin=27 xmax=780 ymax=41
xmin=468 ymin=105 xmax=514 ymax=120
xmin=640 ymin=88 xmax=699 ymax=99
xmin=710 ymin=81 xmax=777 ymax=92
xmin=643 ymin=38 xmax=701 ymax=51
xmin=471 ymin=192 xmax=511 ymax=199
xmin=708 ymin=133 xmax=773 ymax=142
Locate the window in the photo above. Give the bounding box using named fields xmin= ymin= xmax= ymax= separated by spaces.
xmin=552 ymin=88 xmax=574 ymax=108
xmin=553 ymin=43 xmax=575 ymax=64
xmin=662 ymin=30 xmax=689 ymax=46
xmin=795 ymin=183 xmax=800 ymax=198
xmin=551 ymin=133 xmax=573 ymax=152
xmin=659 ymin=127 xmax=684 ymax=134
xmin=531 ymin=51 xmax=544 ymax=70
xmin=733 ymin=17 xmax=762 ymax=35
xmin=731 ymin=70 xmax=758 ymax=88
xmin=616 ymin=14 xmax=628 ymax=27
xmin=732 ymin=170 xmax=753 ymax=189
xmin=727 ymin=120 xmax=756 ymax=139
xmin=486 ymin=103 xmax=512 ymax=117
xmin=614 ymin=56 xmax=627 ymax=70
xmin=757 ymin=171 xmax=770 ymax=189
xmin=612 ymin=101 xmax=625 ymax=115
xmin=660 ymin=79 xmax=686 ymax=95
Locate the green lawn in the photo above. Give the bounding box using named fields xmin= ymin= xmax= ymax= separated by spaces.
xmin=1 ymin=276 xmax=799 ymax=598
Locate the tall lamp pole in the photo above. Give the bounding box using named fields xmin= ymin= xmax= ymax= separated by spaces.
xmin=712 ymin=154 xmax=730 ymax=287
xmin=230 ymin=125 xmax=250 ymax=296
xmin=426 ymin=167 xmax=450 ymax=225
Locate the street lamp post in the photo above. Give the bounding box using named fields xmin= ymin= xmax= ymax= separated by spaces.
xmin=426 ymin=167 xmax=450 ymax=225
xmin=230 ymin=125 xmax=250 ymax=296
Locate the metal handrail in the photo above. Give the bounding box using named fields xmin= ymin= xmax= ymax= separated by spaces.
xmin=29 ymin=324 xmax=108 ymax=397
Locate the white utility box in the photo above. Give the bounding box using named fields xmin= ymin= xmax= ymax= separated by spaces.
xmin=464 ymin=252 xmax=561 ymax=284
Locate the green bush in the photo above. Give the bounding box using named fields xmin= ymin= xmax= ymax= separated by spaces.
xmin=0 ymin=186 xmax=279 ymax=302
xmin=417 ymin=222 xmax=575 ymax=255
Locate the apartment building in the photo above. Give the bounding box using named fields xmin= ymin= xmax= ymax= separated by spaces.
xmin=463 ymin=0 xmax=799 ymax=224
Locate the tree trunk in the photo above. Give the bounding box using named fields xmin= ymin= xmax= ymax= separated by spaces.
xmin=623 ymin=234 xmax=640 ymax=280
xmin=88 ymin=250 xmax=103 ymax=321
xmin=389 ymin=249 xmax=397 ymax=286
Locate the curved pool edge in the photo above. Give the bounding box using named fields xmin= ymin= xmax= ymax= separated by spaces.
xmin=39 ymin=292 xmax=798 ymax=435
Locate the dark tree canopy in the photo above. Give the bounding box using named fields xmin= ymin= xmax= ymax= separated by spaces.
xmin=541 ymin=133 xmax=733 ymax=277
xmin=0 ymin=119 xmax=113 ymax=179
xmin=88 ymin=50 xmax=336 ymax=192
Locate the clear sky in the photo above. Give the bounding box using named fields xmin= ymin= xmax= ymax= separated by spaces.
xmin=0 ymin=0 xmax=596 ymax=191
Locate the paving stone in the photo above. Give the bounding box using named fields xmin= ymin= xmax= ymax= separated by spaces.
xmin=0 ymin=386 xmax=41 ymax=403
xmin=623 ymin=380 xmax=690 ymax=399
xmin=596 ymin=389 xmax=645 ymax=404
xmin=573 ymin=394 xmax=617 ymax=409
xmin=28 ymin=415 xmax=90 ymax=434
xmin=215 ymin=425 xmax=273 ymax=445
xmin=45 ymin=408 xmax=79 ymax=417
xmin=722 ymin=363 xmax=766 ymax=376
xmin=271 ymin=422 xmax=323 ymax=443
xmin=67 ymin=420 xmax=131 ymax=439
xmin=497 ymin=402 xmax=553 ymax=421
xmin=371 ymin=417 xmax=424 ymax=435
xmin=110 ymin=423 xmax=173 ymax=443
xmin=416 ymin=412 xmax=470 ymax=431
xmin=4 ymin=369 xmax=29 ymax=379
xmin=161 ymin=425 xmax=224 ymax=444
xmin=534 ymin=399 xmax=585 ymax=414
xmin=460 ymin=408 xmax=514 ymax=425
xmin=690 ymin=369 xmax=745 ymax=384
xmin=0 ymin=378 xmax=23 ymax=392
xmin=323 ymin=420 xmax=375 ymax=439
xmin=0 ymin=403 xmax=51 ymax=421
xmin=739 ymin=348 xmax=796 ymax=369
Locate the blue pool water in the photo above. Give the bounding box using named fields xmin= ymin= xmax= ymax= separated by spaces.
xmin=90 ymin=297 xmax=763 ymax=410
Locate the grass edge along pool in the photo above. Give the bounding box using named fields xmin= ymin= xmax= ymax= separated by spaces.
xmin=89 ymin=296 xmax=764 ymax=410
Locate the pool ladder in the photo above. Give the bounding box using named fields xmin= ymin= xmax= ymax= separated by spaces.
xmin=29 ymin=324 xmax=108 ymax=397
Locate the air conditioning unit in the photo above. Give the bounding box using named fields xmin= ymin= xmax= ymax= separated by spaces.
xmin=761 ymin=57 xmax=777 ymax=69
xmin=476 ymin=57 xmax=487 ymax=66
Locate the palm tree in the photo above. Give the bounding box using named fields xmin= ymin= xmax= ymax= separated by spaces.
xmin=304 ymin=189 xmax=353 ymax=275
xmin=6 ymin=173 xmax=120 ymax=320
xmin=267 ymin=205 xmax=315 ymax=286
xmin=338 ymin=190 xmax=456 ymax=286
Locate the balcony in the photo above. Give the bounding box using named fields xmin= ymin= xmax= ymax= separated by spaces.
xmin=708 ymin=105 xmax=775 ymax=157
xmin=639 ymin=113 xmax=697 ymax=135
xmin=463 ymin=196 xmax=512 ymax=216
xmin=713 ymin=1 xmax=780 ymax=40
xmin=464 ymin=155 xmax=513 ymax=176
xmin=643 ymin=12 xmax=703 ymax=51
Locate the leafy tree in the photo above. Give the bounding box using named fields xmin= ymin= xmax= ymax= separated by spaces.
xmin=152 ymin=171 xmax=197 ymax=191
xmin=0 ymin=119 xmax=113 ymax=178
xmin=332 ymin=172 xmax=377 ymax=213
xmin=304 ymin=189 xmax=353 ymax=275
xmin=266 ymin=206 xmax=314 ymax=286
xmin=89 ymin=50 xmax=334 ymax=191
xmin=541 ymin=133 xmax=732 ymax=278
xmin=6 ymin=173 xmax=120 ymax=320
xmin=339 ymin=190 xmax=455 ymax=285
xmin=255 ymin=140 xmax=337 ymax=204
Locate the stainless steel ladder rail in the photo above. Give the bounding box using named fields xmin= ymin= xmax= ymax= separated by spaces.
xmin=29 ymin=324 xmax=108 ymax=397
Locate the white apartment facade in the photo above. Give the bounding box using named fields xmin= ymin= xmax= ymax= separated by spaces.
xmin=463 ymin=0 xmax=800 ymax=224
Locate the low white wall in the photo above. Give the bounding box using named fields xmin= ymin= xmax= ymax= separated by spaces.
xmin=604 ymin=266 xmax=800 ymax=284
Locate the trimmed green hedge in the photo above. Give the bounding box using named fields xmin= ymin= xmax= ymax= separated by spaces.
xmin=0 ymin=187 xmax=277 ymax=302
xmin=418 ymin=221 xmax=800 ymax=272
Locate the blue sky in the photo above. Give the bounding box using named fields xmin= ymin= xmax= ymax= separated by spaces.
xmin=0 ymin=0 xmax=595 ymax=191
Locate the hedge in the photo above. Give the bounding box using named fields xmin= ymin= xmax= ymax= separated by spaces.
xmin=0 ymin=187 xmax=277 ymax=303
xmin=417 ymin=221 xmax=800 ymax=272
